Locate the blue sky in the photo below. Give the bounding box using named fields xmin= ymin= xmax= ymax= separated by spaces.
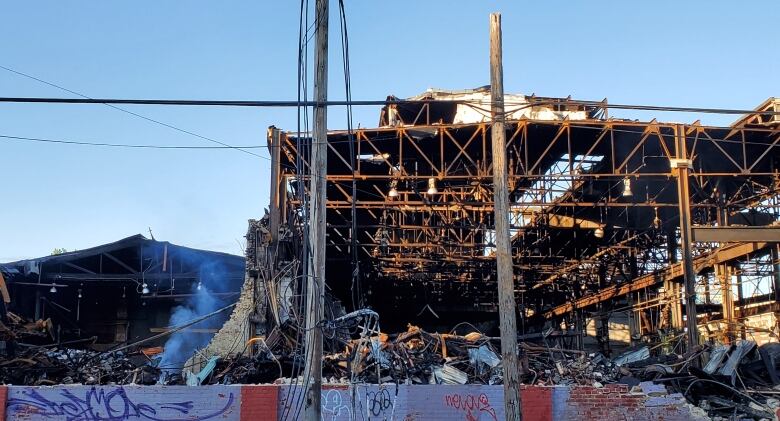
xmin=0 ymin=1 xmax=777 ymax=260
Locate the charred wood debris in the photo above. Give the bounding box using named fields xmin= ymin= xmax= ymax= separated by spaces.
xmin=2 ymin=307 xmax=780 ymax=419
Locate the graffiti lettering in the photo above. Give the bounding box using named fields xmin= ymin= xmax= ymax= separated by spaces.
xmin=322 ymin=389 xmax=352 ymax=421
xmin=318 ymin=387 xmax=397 ymax=420
xmin=443 ymin=393 xmax=498 ymax=421
xmin=366 ymin=388 xmax=394 ymax=417
xmin=6 ymin=386 xmax=234 ymax=421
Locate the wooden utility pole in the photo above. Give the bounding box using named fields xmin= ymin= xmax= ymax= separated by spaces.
xmin=673 ymin=123 xmax=699 ymax=353
xmin=490 ymin=12 xmax=522 ymax=421
xmin=303 ymin=0 xmax=328 ymax=419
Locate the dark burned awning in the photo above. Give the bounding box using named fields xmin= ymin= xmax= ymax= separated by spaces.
xmin=2 ymin=234 xmax=245 ymax=289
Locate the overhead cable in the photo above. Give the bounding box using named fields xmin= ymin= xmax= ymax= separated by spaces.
xmin=0 ymin=134 xmax=264 ymax=150
xmin=1 ymin=95 xmax=780 ymax=116
xmin=0 ymin=65 xmax=267 ymax=159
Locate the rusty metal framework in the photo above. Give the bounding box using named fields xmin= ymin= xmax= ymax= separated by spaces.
xmin=265 ymin=95 xmax=780 ymax=335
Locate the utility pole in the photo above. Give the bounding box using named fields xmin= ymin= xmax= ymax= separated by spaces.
xmin=673 ymin=123 xmax=699 ymax=353
xmin=303 ymin=0 xmax=328 ymax=419
xmin=490 ymin=13 xmax=522 ymax=421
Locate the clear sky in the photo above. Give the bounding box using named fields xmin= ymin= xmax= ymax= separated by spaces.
xmin=0 ymin=1 xmax=777 ymax=261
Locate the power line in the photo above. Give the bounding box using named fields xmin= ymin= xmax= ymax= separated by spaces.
xmin=0 ymin=134 xmax=265 ymax=150
xmin=0 ymin=96 xmax=449 ymax=107
xmin=5 ymin=119 xmax=758 ymax=153
xmin=1 ymin=64 xmax=778 ymax=117
xmin=1 ymin=95 xmax=780 ymax=116
xmin=337 ymin=0 xmax=361 ymax=310
xmin=0 ymin=65 xmax=267 ymax=159
xmin=282 ymin=0 xmax=313 ymax=418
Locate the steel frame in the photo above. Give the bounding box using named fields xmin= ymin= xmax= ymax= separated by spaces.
xmin=268 ymin=99 xmax=780 ymax=331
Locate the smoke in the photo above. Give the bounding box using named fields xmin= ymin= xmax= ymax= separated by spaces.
xmin=158 ymin=259 xmax=233 ymax=376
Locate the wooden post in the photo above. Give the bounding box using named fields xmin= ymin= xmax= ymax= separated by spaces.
xmin=303 ymin=0 xmax=327 ymax=419
xmin=490 ymin=12 xmax=522 ymax=421
xmin=674 ymin=124 xmax=699 ymax=353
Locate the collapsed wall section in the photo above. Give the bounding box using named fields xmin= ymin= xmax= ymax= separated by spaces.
xmin=184 ymin=273 xmax=260 ymax=374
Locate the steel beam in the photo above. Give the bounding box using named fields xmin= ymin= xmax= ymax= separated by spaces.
xmin=544 ymin=241 xmax=770 ymax=318
xmin=692 ymin=226 xmax=780 ymax=243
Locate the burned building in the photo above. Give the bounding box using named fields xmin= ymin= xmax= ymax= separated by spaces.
xmin=0 ymin=88 xmax=778 ymax=419
xmin=0 ymin=234 xmax=245 ymax=350
xmin=260 ymin=87 xmax=780 ymax=354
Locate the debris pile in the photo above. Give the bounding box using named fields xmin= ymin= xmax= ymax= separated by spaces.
xmin=0 ymin=312 xmax=54 ymax=344
xmin=678 ymin=340 xmax=780 ymax=420
xmin=314 ymin=324 xmax=504 ymax=385
xmin=0 ymin=346 xmax=159 ymax=386
xmin=271 ymin=321 xmax=780 ymax=419
xmin=177 ymin=353 xmax=284 ymax=386
xmin=5 ymin=304 xmax=780 ymax=421
xmin=521 ymin=343 xmax=622 ymax=387
xmin=310 ymin=324 xmax=645 ymax=387
xmin=514 ymin=337 xmax=780 ymax=419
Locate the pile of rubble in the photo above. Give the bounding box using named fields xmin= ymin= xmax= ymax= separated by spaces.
xmin=309 ymin=324 xmax=650 ymax=387
xmin=4 ymin=305 xmax=780 ymax=421
xmin=318 ymin=324 xmax=503 ymax=385
xmin=0 ymin=312 xmax=53 ymax=345
xmin=298 ymin=322 xmax=780 ymax=419
xmin=0 ymin=311 xmax=159 ymax=386
xmin=519 ymin=338 xmax=780 ymax=420
xmin=0 ymin=346 xmax=159 ymax=386
xmin=678 ymin=340 xmax=780 ymax=420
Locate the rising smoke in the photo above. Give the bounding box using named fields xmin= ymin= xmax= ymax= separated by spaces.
xmin=158 ymin=259 xmax=234 ymax=376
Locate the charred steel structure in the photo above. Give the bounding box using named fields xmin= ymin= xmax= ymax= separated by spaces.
xmin=262 ymin=88 xmax=780 ymax=352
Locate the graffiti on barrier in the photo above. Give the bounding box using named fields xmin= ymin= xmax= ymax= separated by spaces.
xmin=365 ymin=388 xmax=395 ymax=418
xmin=319 ymin=386 xmax=397 ymax=421
xmin=366 ymin=389 xmax=397 ymax=420
xmin=443 ymin=392 xmax=498 ymax=421
xmin=6 ymin=386 xmax=235 ymax=421
xmin=322 ymin=389 xmax=352 ymax=420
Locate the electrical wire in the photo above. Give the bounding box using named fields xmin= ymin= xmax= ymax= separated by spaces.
xmin=0 ymin=96 xmax=465 ymax=107
xmin=282 ymin=1 xmax=313 ymax=418
xmin=0 ymin=134 xmax=264 ymax=150
xmin=0 ymin=64 xmax=266 ymax=159
xmin=338 ymin=0 xmax=362 ymax=310
xmin=2 ymin=95 xmax=780 ymax=117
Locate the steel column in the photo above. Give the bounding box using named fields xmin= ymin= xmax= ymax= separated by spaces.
xmin=674 ymin=124 xmax=699 ymax=351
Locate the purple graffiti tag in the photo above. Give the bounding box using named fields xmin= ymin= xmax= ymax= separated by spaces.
xmin=6 ymin=386 xmax=234 ymax=421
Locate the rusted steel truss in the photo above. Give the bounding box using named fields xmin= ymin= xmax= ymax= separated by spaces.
xmin=269 ymin=105 xmax=780 ymax=328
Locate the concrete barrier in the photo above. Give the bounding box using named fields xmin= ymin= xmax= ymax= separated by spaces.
xmin=0 ymin=383 xmax=707 ymax=420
